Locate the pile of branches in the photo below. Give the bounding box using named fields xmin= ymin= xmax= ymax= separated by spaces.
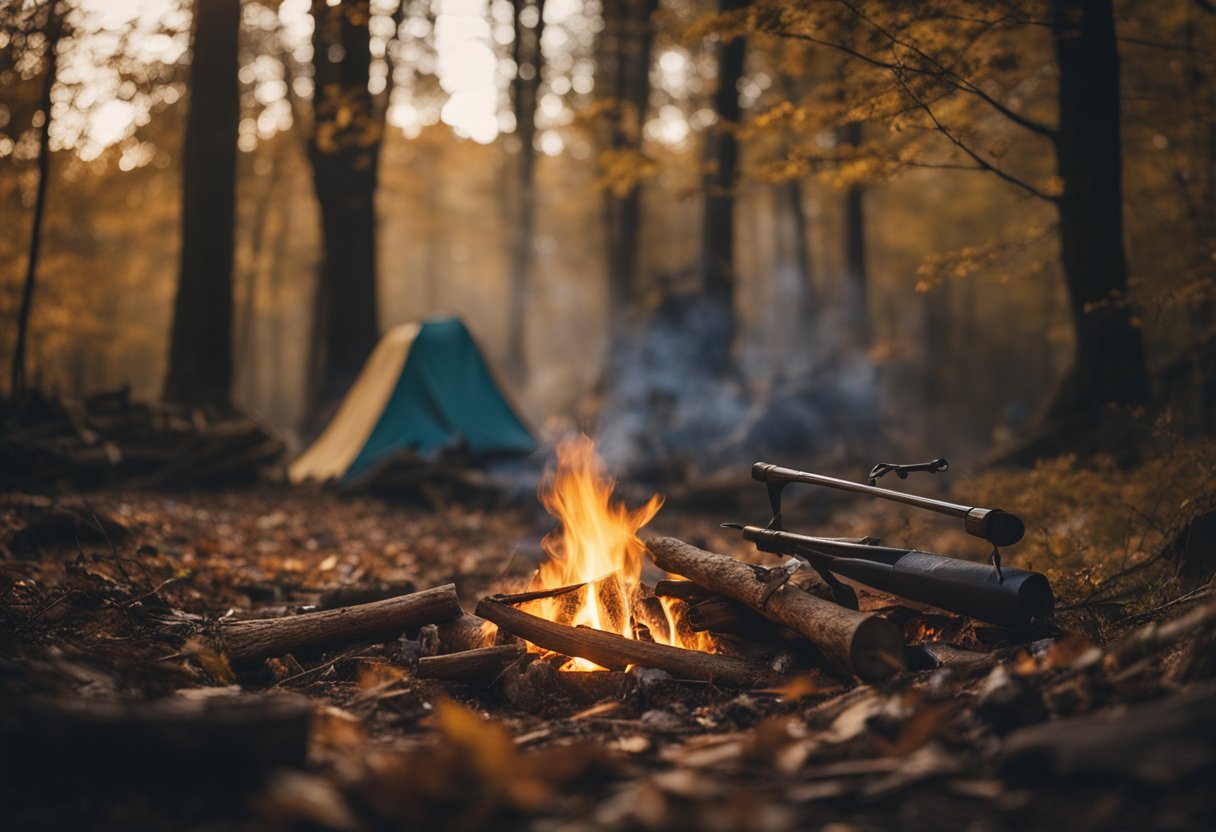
xmin=0 ymin=387 xmax=283 ymax=491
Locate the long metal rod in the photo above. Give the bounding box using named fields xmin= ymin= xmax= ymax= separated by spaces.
xmin=753 ymin=462 xmax=973 ymax=519
xmin=752 ymin=462 xmax=1025 ymax=547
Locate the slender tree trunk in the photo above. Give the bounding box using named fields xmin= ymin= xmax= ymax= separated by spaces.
xmin=774 ymin=69 xmax=814 ymax=328
xmin=164 ymin=0 xmax=240 ymax=409
xmin=922 ymin=280 xmax=951 ymax=445
xmin=698 ymin=0 xmax=748 ymax=373
xmin=507 ymin=0 xmax=546 ymax=384
xmin=308 ymin=0 xmax=382 ymax=413
xmin=786 ymin=177 xmax=814 ymax=320
xmin=1181 ymin=8 xmax=1215 ymax=341
xmin=603 ymin=0 xmax=657 ymax=345
xmin=425 ymin=163 xmax=441 ymax=312
xmin=238 ymin=139 xmax=287 ymax=407
xmin=839 ymin=119 xmax=869 ymax=347
xmin=771 ymin=171 xmax=814 ymax=334
xmin=10 ymin=0 xmax=62 ymax=399
xmin=1047 ymin=0 xmax=1148 ymax=418
xmin=268 ymin=193 xmax=294 ymax=427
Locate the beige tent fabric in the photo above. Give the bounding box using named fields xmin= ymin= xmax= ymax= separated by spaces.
xmin=288 ymin=322 xmax=421 ymax=484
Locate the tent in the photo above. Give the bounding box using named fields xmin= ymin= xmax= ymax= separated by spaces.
xmin=289 ymin=317 xmax=536 ymax=484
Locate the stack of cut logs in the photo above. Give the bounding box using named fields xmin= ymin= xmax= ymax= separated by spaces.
xmin=1 ymin=388 xmax=283 ymax=491
xmin=217 ymin=536 xmax=909 ymax=686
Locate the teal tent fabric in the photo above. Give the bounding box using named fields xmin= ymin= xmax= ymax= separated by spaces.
xmin=343 ymin=318 xmax=535 ymax=481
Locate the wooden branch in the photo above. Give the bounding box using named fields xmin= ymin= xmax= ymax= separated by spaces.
xmin=221 ymin=584 xmax=462 ymax=665
xmin=1106 ymin=600 xmax=1216 ymax=671
xmin=687 ymin=596 xmax=784 ymax=641
xmin=646 ymin=537 xmax=905 ymax=681
xmin=654 ymin=579 xmax=717 ymax=603
xmin=3 ymin=693 xmax=310 ymax=782
xmin=416 ymin=644 xmax=525 ymax=683
xmin=475 ymin=598 xmax=769 ymax=686
xmin=489 ymin=580 xmax=595 ymax=605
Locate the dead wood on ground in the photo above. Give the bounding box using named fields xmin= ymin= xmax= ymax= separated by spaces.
xmin=647 ymin=536 xmax=906 ymax=681
xmin=221 ymin=584 xmax=462 ymax=665
xmin=476 ymin=597 xmax=770 ymax=685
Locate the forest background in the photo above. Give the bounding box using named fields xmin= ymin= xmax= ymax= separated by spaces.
xmin=1 ymin=0 xmax=1213 ymax=476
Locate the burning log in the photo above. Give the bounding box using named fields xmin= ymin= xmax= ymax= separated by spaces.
xmin=221 ymin=584 xmax=462 ymax=666
xmin=685 ymin=596 xmax=786 ymax=641
xmin=433 ymin=613 xmax=500 ymax=653
xmin=654 ymin=579 xmax=717 ymax=604
xmin=656 ymin=580 xmax=807 ymax=645
xmin=416 ymin=644 xmax=526 ymax=683
xmin=646 ymin=537 xmax=905 ymax=681
xmin=475 ymin=598 xmax=770 ymax=686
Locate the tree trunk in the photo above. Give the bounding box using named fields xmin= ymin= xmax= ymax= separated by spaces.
xmin=775 ymin=69 xmax=815 ymax=329
xmin=1047 ymin=0 xmax=1149 ymax=418
xmin=163 ymin=0 xmax=240 ymax=409
xmin=603 ymin=0 xmax=657 ymax=345
xmin=839 ymin=119 xmax=869 ymax=347
xmin=268 ymin=193 xmax=294 ymax=427
xmin=237 ymin=139 xmax=287 ymax=408
xmin=786 ymin=177 xmax=814 ymax=323
xmin=698 ymin=0 xmax=748 ymax=373
xmin=10 ymin=1 xmax=62 ymax=399
xmin=308 ymin=0 xmax=382 ymax=414
xmin=507 ymin=0 xmax=546 ymax=384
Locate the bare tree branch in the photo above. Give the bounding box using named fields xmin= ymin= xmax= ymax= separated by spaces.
xmin=834 ymin=0 xmax=1058 ymax=138
xmin=891 ymin=66 xmax=1057 ymax=203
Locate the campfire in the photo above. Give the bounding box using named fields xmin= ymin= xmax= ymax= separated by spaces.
xmin=216 ymin=447 xmax=1056 ymax=690
xmin=517 ymin=435 xmax=715 ymax=670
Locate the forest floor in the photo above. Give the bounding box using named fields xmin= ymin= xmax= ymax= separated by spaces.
xmin=2 ymin=484 xmax=1214 ymax=831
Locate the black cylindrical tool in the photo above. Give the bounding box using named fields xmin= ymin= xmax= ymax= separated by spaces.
xmin=738 ymin=525 xmax=1054 ymax=629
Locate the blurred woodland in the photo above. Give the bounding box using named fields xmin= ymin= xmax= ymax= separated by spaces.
xmin=4 ymin=2 xmax=1216 ymax=830
xmin=2 ymin=0 xmax=1212 ymax=467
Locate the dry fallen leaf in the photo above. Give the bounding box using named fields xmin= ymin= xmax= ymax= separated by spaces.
xmin=756 ymin=673 xmax=821 ymax=701
xmin=1043 ymin=632 xmax=1095 ymax=669
xmin=183 ymin=636 xmax=235 ymax=684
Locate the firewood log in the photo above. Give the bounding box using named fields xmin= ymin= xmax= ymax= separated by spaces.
xmin=416 ymin=644 xmax=525 ymax=683
xmin=475 ymin=598 xmax=770 ymax=686
xmin=433 ymin=613 xmax=500 ymax=653
xmin=654 ymin=579 xmax=717 ymax=603
xmin=0 ymin=692 xmax=310 ymax=782
xmin=221 ymin=584 xmax=462 ymax=665
xmin=646 ymin=537 xmax=905 ymax=681
xmin=686 ymin=596 xmax=785 ymax=641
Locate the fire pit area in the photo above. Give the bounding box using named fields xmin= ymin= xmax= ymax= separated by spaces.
xmin=2 ymin=442 xmax=1213 ymax=831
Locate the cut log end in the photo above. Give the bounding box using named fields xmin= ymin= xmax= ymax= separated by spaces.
xmin=850 ymin=615 xmax=908 ymax=681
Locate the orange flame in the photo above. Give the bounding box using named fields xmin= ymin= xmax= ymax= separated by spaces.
xmin=522 ymin=435 xmax=714 ymax=669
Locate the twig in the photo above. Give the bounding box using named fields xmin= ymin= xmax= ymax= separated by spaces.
xmin=123 ymin=575 xmax=185 ymax=608
xmin=891 ymin=66 xmax=1055 ymax=202
xmin=1123 ymin=583 xmax=1214 ymax=627
xmin=490 ymin=577 xmax=609 ymax=606
xmin=18 ymin=588 xmax=76 ymax=631
xmin=271 ymin=646 xmax=367 ymax=688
